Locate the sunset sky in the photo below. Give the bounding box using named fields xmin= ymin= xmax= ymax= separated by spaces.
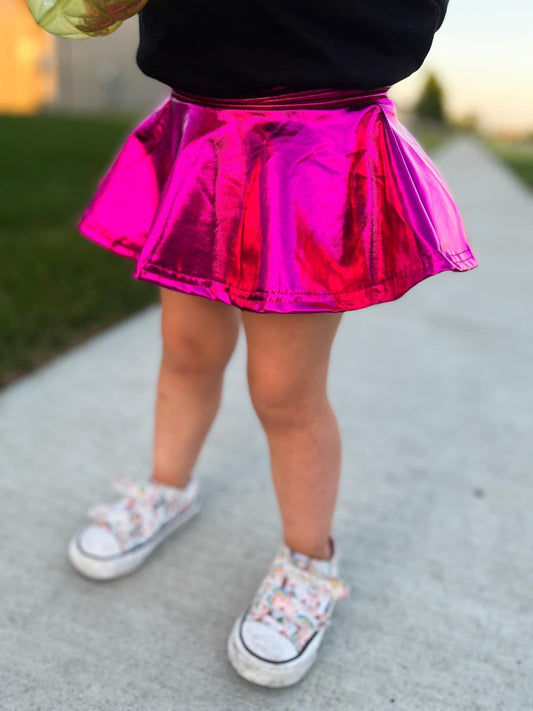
xmin=389 ymin=0 xmax=533 ymax=135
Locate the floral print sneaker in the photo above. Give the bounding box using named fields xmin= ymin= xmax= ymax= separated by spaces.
xmin=227 ymin=536 xmax=350 ymax=687
xmin=68 ymin=476 xmax=200 ymax=580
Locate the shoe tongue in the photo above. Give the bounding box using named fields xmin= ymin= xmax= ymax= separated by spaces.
xmin=287 ymin=547 xmax=336 ymax=578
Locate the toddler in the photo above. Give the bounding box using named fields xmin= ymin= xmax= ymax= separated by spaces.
xmin=69 ymin=0 xmax=477 ymax=688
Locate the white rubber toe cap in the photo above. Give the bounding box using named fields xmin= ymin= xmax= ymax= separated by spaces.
xmin=77 ymin=525 xmax=121 ymax=558
xmin=240 ymin=620 xmax=298 ymax=662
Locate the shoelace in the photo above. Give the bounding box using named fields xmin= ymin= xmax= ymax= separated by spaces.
xmin=87 ymin=477 xmax=177 ymax=551
xmin=248 ymin=552 xmax=350 ymax=651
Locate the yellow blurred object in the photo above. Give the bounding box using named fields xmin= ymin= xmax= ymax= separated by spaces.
xmin=0 ymin=0 xmax=58 ymax=113
xmin=26 ymin=0 xmax=150 ymax=39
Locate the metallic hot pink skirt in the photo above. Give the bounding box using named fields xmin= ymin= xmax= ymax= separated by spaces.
xmin=77 ymin=86 xmax=478 ymax=313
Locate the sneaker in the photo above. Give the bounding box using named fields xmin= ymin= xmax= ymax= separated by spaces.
xmin=227 ymin=536 xmax=350 ymax=687
xmin=68 ymin=475 xmax=200 ymax=580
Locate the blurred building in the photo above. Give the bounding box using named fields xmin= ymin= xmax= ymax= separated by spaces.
xmin=0 ymin=0 xmax=168 ymax=115
xmin=0 ymin=0 xmax=57 ymax=113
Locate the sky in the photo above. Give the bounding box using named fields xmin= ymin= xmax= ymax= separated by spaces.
xmin=388 ymin=0 xmax=533 ymax=135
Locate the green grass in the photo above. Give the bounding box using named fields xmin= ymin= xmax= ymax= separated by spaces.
xmin=0 ymin=113 xmax=159 ymax=388
xmin=1 ymin=113 xmax=532 ymax=389
xmin=411 ymin=122 xmax=459 ymax=154
xmin=482 ymin=137 xmax=533 ymax=191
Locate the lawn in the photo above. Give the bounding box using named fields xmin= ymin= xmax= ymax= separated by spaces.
xmin=1 ymin=113 xmax=531 ymax=389
xmin=0 ymin=112 xmax=159 ymax=388
xmin=482 ymin=137 xmax=533 ymax=191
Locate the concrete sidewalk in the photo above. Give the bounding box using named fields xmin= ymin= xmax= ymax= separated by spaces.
xmin=1 ymin=135 xmax=531 ymax=710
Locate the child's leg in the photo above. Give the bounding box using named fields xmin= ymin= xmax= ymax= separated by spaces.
xmin=151 ymin=287 xmax=241 ymax=487
xmin=240 ymin=311 xmax=344 ymax=560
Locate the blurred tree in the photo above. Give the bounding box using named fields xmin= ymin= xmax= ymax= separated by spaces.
xmin=414 ymin=72 xmax=447 ymax=124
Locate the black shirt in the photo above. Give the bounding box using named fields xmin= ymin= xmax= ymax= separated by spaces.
xmin=136 ymin=0 xmax=449 ymax=98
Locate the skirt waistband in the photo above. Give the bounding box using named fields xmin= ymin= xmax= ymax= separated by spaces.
xmin=170 ymin=86 xmax=391 ymax=110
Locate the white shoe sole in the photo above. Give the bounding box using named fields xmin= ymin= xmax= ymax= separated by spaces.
xmin=68 ymin=500 xmax=201 ymax=581
xmin=227 ymin=607 xmax=334 ymax=688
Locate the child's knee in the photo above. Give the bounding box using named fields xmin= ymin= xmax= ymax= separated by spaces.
xmin=247 ymin=364 xmax=321 ymax=426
